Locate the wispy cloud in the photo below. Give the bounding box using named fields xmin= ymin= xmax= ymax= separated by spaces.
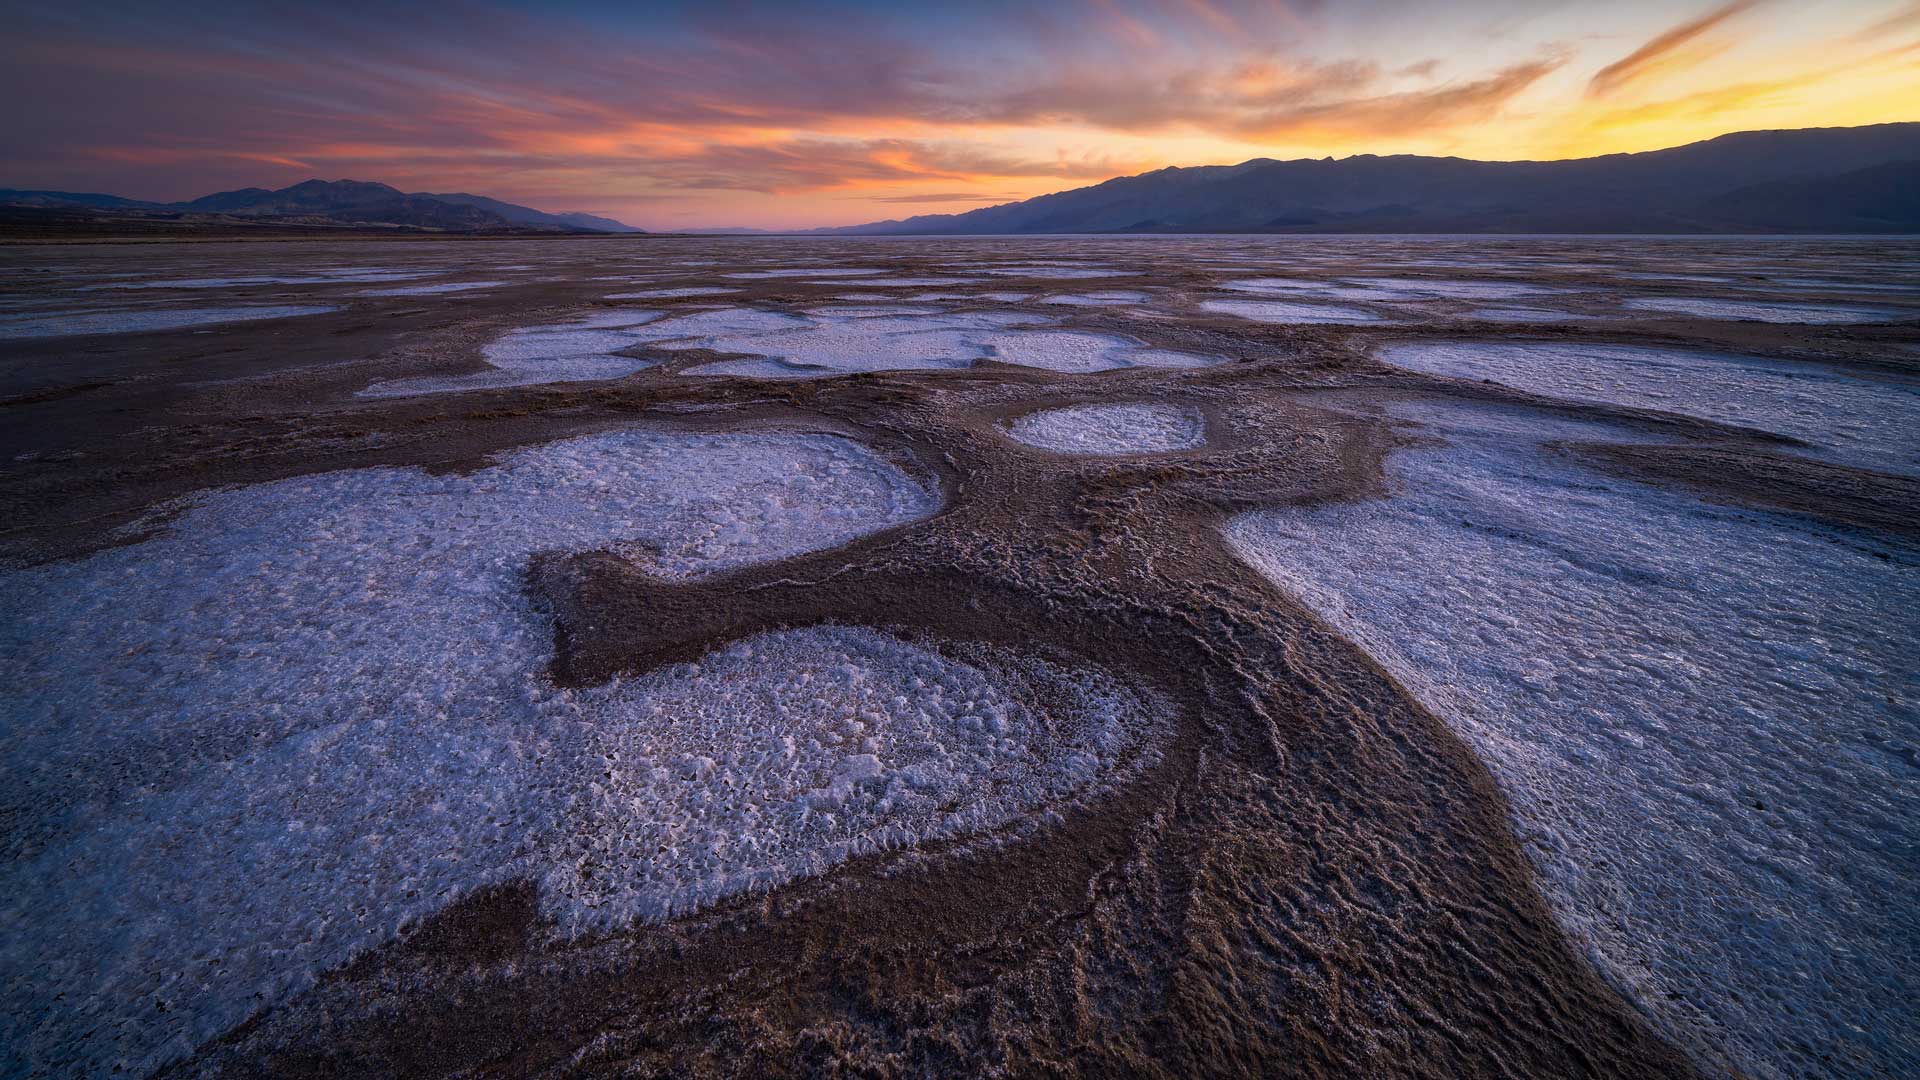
xmin=1588 ymin=0 xmax=1763 ymax=98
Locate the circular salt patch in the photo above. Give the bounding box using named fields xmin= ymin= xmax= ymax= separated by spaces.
xmin=1006 ymin=403 xmax=1206 ymax=455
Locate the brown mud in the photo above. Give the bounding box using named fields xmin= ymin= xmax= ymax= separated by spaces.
xmin=7 ymin=235 xmax=1917 ymax=1078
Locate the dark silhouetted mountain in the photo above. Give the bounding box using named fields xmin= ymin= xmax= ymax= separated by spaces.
xmin=420 ymin=192 xmax=645 ymax=233
xmin=0 ymin=179 xmax=643 ymax=234
xmin=827 ymin=124 xmax=1920 ymax=235
xmin=1700 ymin=161 xmax=1920 ymax=231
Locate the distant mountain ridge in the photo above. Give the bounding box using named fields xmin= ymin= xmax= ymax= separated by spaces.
xmin=0 ymin=179 xmax=643 ymax=234
xmin=827 ymin=124 xmax=1920 ymax=235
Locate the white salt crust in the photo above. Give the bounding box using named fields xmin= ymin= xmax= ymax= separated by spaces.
xmin=605 ymin=287 xmax=742 ymax=299
xmin=1038 ymin=291 xmax=1150 ymax=306
xmin=0 ymin=305 xmax=340 ymax=339
xmin=1200 ymin=298 xmax=1387 ymax=324
xmin=617 ymin=307 xmax=1215 ymax=377
xmin=83 ymin=269 xmax=439 ymax=289
xmin=1226 ymin=401 xmax=1919 ymax=1080
xmin=1623 ymin=295 xmax=1915 ymax=323
xmin=1377 ymin=340 xmax=1920 ymax=476
xmin=359 ymin=280 xmax=506 ymax=296
xmin=359 ymin=309 xmax=667 ymax=397
xmin=1006 ymin=403 xmax=1206 ymax=454
xmin=0 ymin=430 xmax=983 ymax=1077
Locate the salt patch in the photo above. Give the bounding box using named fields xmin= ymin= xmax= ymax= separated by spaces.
xmin=1006 ymin=403 xmax=1205 ymax=454
xmin=605 ymin=287 xmax=741 ymax=299
xmin=726 ymin=268 xmax=883 ymax=279
xmin=1226 ymin=400 xmax=1918 ymax=1079
xmin=360 ymin=280 xmax=505 ymax=296
xmin=610 ymin=307 xmax=1218 ymax=377
xmin=359 ymin=310 xmax=668 ymax=397
xmin=1377 ymin=340 xmax=1920 ymax=475
xmin=1039 ymin=291 xmax=1149 ymax=306
xmin=1201 ymin=298 xmax=1387 ymax=325
xmin=546 ymin=626 xmax=1158 ymax=929
xmin=0 ymin=429 xmax=950 ymax=1076
xmin=0 ymin=304 xmax=339 ymax=339
xmin=1624 ymin=296 xmax=1913 ymax=323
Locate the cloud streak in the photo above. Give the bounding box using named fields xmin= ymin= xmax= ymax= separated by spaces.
xmin=1588 ymin=0 xmax=1763 ymax=98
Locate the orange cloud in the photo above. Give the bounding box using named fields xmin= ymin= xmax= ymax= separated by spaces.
xmin=1588 ymin=0 xmax=1763 ymax=98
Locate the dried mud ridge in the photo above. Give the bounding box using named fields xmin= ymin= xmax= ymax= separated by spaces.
xmin=9 ymin=249 xmax=1913 ymax=1079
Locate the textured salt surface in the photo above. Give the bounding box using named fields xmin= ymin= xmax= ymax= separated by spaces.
xmin=360 ymin=280 xmax=506 ymax=296
xmin=1039 ymin=291 xmax=1149 ymax=306
xmin=85 ymin=270 xmax=437 ymax=289
xmin=978 ymin=267 xmax=1129 ymax=279
xmin=1457 ymin=307 xmax=1600 ymax=322
xmin=547 ymin=626 xmax=1158 ymax=930
xmin=0 ymin=430 xmax=957 ymax=1077
xmin=612 ymin=307 xmax=1218 ymax=377
xmin=0 ymin=304 xmax=339 ymax=339
xmin=1201 ymin=298 xmax=1387 ymax=324
xmin=1224 ymin=277 xmax=1567 ymax=303
xmin=1378 ymin=340 xmax=1920 ymax=476
xmin=360 ymin=310 xmax=666 ymax=397
xmin=725 ymin=268 xmax=881 ymax=279
xmin=1006 ymin=403 xmax=1205 ymax=454
xmin=605 ymin=287 xmax=741 ymax=299
xmin=1624 ymin=296 xmax=1913 ymax=323
xmin=1226 ymin=401 xmax=1919 ymax=1080
xmin=837 ymin=277 xmax=986 ymax=287
xmin=1347 ymin=277 xmax=1569 ymax=299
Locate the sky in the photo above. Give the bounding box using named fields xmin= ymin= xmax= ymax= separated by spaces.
xmin=3 ymin=0 xmax=1917 ymax=230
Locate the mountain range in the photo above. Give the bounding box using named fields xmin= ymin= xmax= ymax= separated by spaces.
xmin=828 ymin=124 xmax=1920 ymax=235
xmin=0 ymin=179 xmax=641 ymax=234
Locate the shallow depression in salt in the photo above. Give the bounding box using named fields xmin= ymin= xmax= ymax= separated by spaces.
xmin=1377 ymin=340 xmax=1920 ymax=475
xmin=1225 ymin=400 xmax=1918 ymax=1079
xmin=1006 ymin=403 xmax=1205 ymax=455
xmin=0 ymin=429 xmax=1055 ymax=1076
xmin=360 ymin=309 xmax=667 ymax=397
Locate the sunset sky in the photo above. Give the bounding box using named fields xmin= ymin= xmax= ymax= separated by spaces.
xmin=4 ymin=0 xmax=1917 ymax=229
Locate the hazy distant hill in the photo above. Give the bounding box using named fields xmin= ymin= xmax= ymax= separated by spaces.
xmin=0 ymin=179 xmax=643 ymax=235
xmin=829 ymin=124 xmax=1920 ymax=235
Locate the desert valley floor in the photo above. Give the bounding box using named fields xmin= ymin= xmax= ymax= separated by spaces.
xmin=1 ymin=234 xmax=1916 ymax=1079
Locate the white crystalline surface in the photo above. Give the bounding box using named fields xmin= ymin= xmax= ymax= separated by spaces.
xmin=1225 ymin=400 xmax=1919 ymax=1080
xmin=1039 ymin=291 xmax=1149 ymax=306
xmin=360 ymin=280 xmax=506 ymax=296
xmin=360 ymin=310 xmax=667 ymax=397
xmin=1222 ymin=277 xmax=1426 ymax=301
xmin=1006 ymin=403 xmax=1205 ymax=454
xmin=835 ymin=277 xmax=986 ymax=287
xmin=0 ymin=429 xmax=953 ymax=1077
xmin=1624 ymin=295 xmax=1914 ymax=323
xmin=978 ymin=267 xmax=1130 ymax=279
xmin=1224 ymin=277 xmax=1566 ymax=303
xmin=85 ymin=269 xmax=438 ymax=289
xmin=0 ymin=304 xmax=339 ymax=339
xmin=1201 ymin=298 xmax=1387 ymax=324
xmin=605 ymin=287 xmax=741 ymax=299
xmin=547 ymin=626 xmax=1158 ymax=929
xmin=725 ymin=268 xmax=882 ymax=279
xmin=618 ymin=307 xmax=1219 ymax=377
xmin=1456 ymin=307 xmax=1602 ymax=322
xmin=1377 ymin=340 xmax=1920 ymax=475
xmin=1346 ymin=277 xmax=1570 ymax=299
